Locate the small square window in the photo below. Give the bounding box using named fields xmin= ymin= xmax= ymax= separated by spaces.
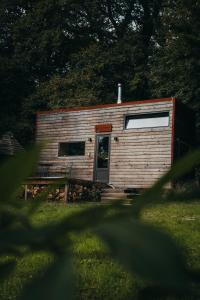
xmin=125 ymin=112 xmax=169 ymax=129
xmin=58 ymin=142 xmax=85 ymax=156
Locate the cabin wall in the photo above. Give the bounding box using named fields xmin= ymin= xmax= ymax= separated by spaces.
xmin=36 ymin=100 xmax=174 ymax=189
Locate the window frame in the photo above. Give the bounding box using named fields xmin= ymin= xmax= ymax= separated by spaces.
xmin=124 ymin=111 xmax=170 ymax=130
xmin=58 ymin=141 xmax=86 ymax=157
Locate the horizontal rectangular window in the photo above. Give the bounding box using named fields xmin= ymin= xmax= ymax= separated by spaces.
xmin=58 ymin=142 xmax=85 ymax=156
xmin=125 ymin=112 xmax=169 ymax=129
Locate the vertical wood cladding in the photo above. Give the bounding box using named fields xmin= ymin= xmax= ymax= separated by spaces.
xmin=36 ymin=99 xmax=174 ymax=188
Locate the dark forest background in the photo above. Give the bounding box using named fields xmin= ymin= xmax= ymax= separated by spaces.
xmin=0 ymin=0 xmax=199 ymax=145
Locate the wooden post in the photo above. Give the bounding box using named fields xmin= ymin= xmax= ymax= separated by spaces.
xmin=24 ymin=184 xmax=28 ymax=201
xmin=64 ymin=183 xmax=68 ymax=203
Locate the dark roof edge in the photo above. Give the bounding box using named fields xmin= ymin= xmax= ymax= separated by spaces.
xmin=37 ymin=97 xmax=175 ymax=116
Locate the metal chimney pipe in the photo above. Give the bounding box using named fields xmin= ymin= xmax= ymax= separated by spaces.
xmin=117 ymin=83 xmax=122 ymax=104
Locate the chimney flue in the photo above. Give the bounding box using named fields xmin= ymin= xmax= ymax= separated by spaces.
xmin=117 ymin=83 xmax=122 ymax=104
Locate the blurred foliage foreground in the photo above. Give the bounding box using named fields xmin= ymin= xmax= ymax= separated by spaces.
xmin=0 ymin=145 xmax=200 ymax=300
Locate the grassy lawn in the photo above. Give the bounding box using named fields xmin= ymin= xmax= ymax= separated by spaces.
xmin=0 ymin=201 xmax=200 ymax=300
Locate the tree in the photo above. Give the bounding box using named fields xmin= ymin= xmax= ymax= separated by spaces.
xmin=149 ymin=0 xmax=200 ymax=133
xmin=4 ymin=0 xmax=200 ymax=145
xmin=24 ymin=0 xmax=163 ymax=105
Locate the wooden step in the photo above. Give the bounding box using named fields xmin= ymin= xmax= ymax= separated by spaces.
xmin=101 ymin=186 xmax=142 ymax=202
xmin=101 ymin=187 xmax=127 ymax=202
xmin=101 ymin=192 xmax=126 ymax=197
xmin=102 ymin=189 xmax=124 ymax=194
xmin=101 ymin=194 xmax=126 ymax=199
xmin=101 ymin=198 xmax=126 ymax=202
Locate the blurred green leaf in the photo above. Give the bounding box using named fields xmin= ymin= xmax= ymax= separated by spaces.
xmin=27 ymin=179 xmax=68 ymax=216
xmin=153 ymin=148 xmax=200 ymax=190
xmin=0 ymin=144 xmax=41 ymax=203
xmin=19 ymin=254 xmax=74 ymax=300
xmin=0 ymin=146 xmax=199 ymax=299
xmin=132 ymin=148 xmax=200 ymax=216
xmin=0 ymin=259 xmax=16 ymax=279
xmin=165 ymin=186 xmax=200 ymax=202
xmin=96 ymin=220 xmax=189 ymax=290
xmin=26 ymin=184 xmax=58 ymax=216
xmin=137 ymin=285 xmax=194 ymax=300
xmin=46 ymin=202 xmax=131 ymax=234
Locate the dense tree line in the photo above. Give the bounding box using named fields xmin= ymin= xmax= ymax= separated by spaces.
xmin=0 ymin=0 xmax=199 ymax=144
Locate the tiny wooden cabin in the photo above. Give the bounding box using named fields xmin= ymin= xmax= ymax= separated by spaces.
xmin=36 ymin=97 xmax=195 ymax=190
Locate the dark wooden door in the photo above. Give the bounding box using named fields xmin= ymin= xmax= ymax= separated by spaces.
xmin=94 ymin=135 xmax=110 ymax=183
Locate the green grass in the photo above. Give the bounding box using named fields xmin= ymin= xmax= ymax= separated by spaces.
xmin=0 ymin=201 xmax=200 ymax=300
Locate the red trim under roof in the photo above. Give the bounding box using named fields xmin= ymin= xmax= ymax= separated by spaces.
xmin=171 ymin=97 xmax=176 ymax=165
xmin=37 ymin=97 xmax=174 ymax=116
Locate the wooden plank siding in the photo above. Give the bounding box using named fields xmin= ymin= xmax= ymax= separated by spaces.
xmin=36 ymin=98 xmax=174 ymax=189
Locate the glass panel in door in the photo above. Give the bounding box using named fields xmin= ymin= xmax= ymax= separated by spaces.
xmin=95 ymin=135 xmax=110 ymax=183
